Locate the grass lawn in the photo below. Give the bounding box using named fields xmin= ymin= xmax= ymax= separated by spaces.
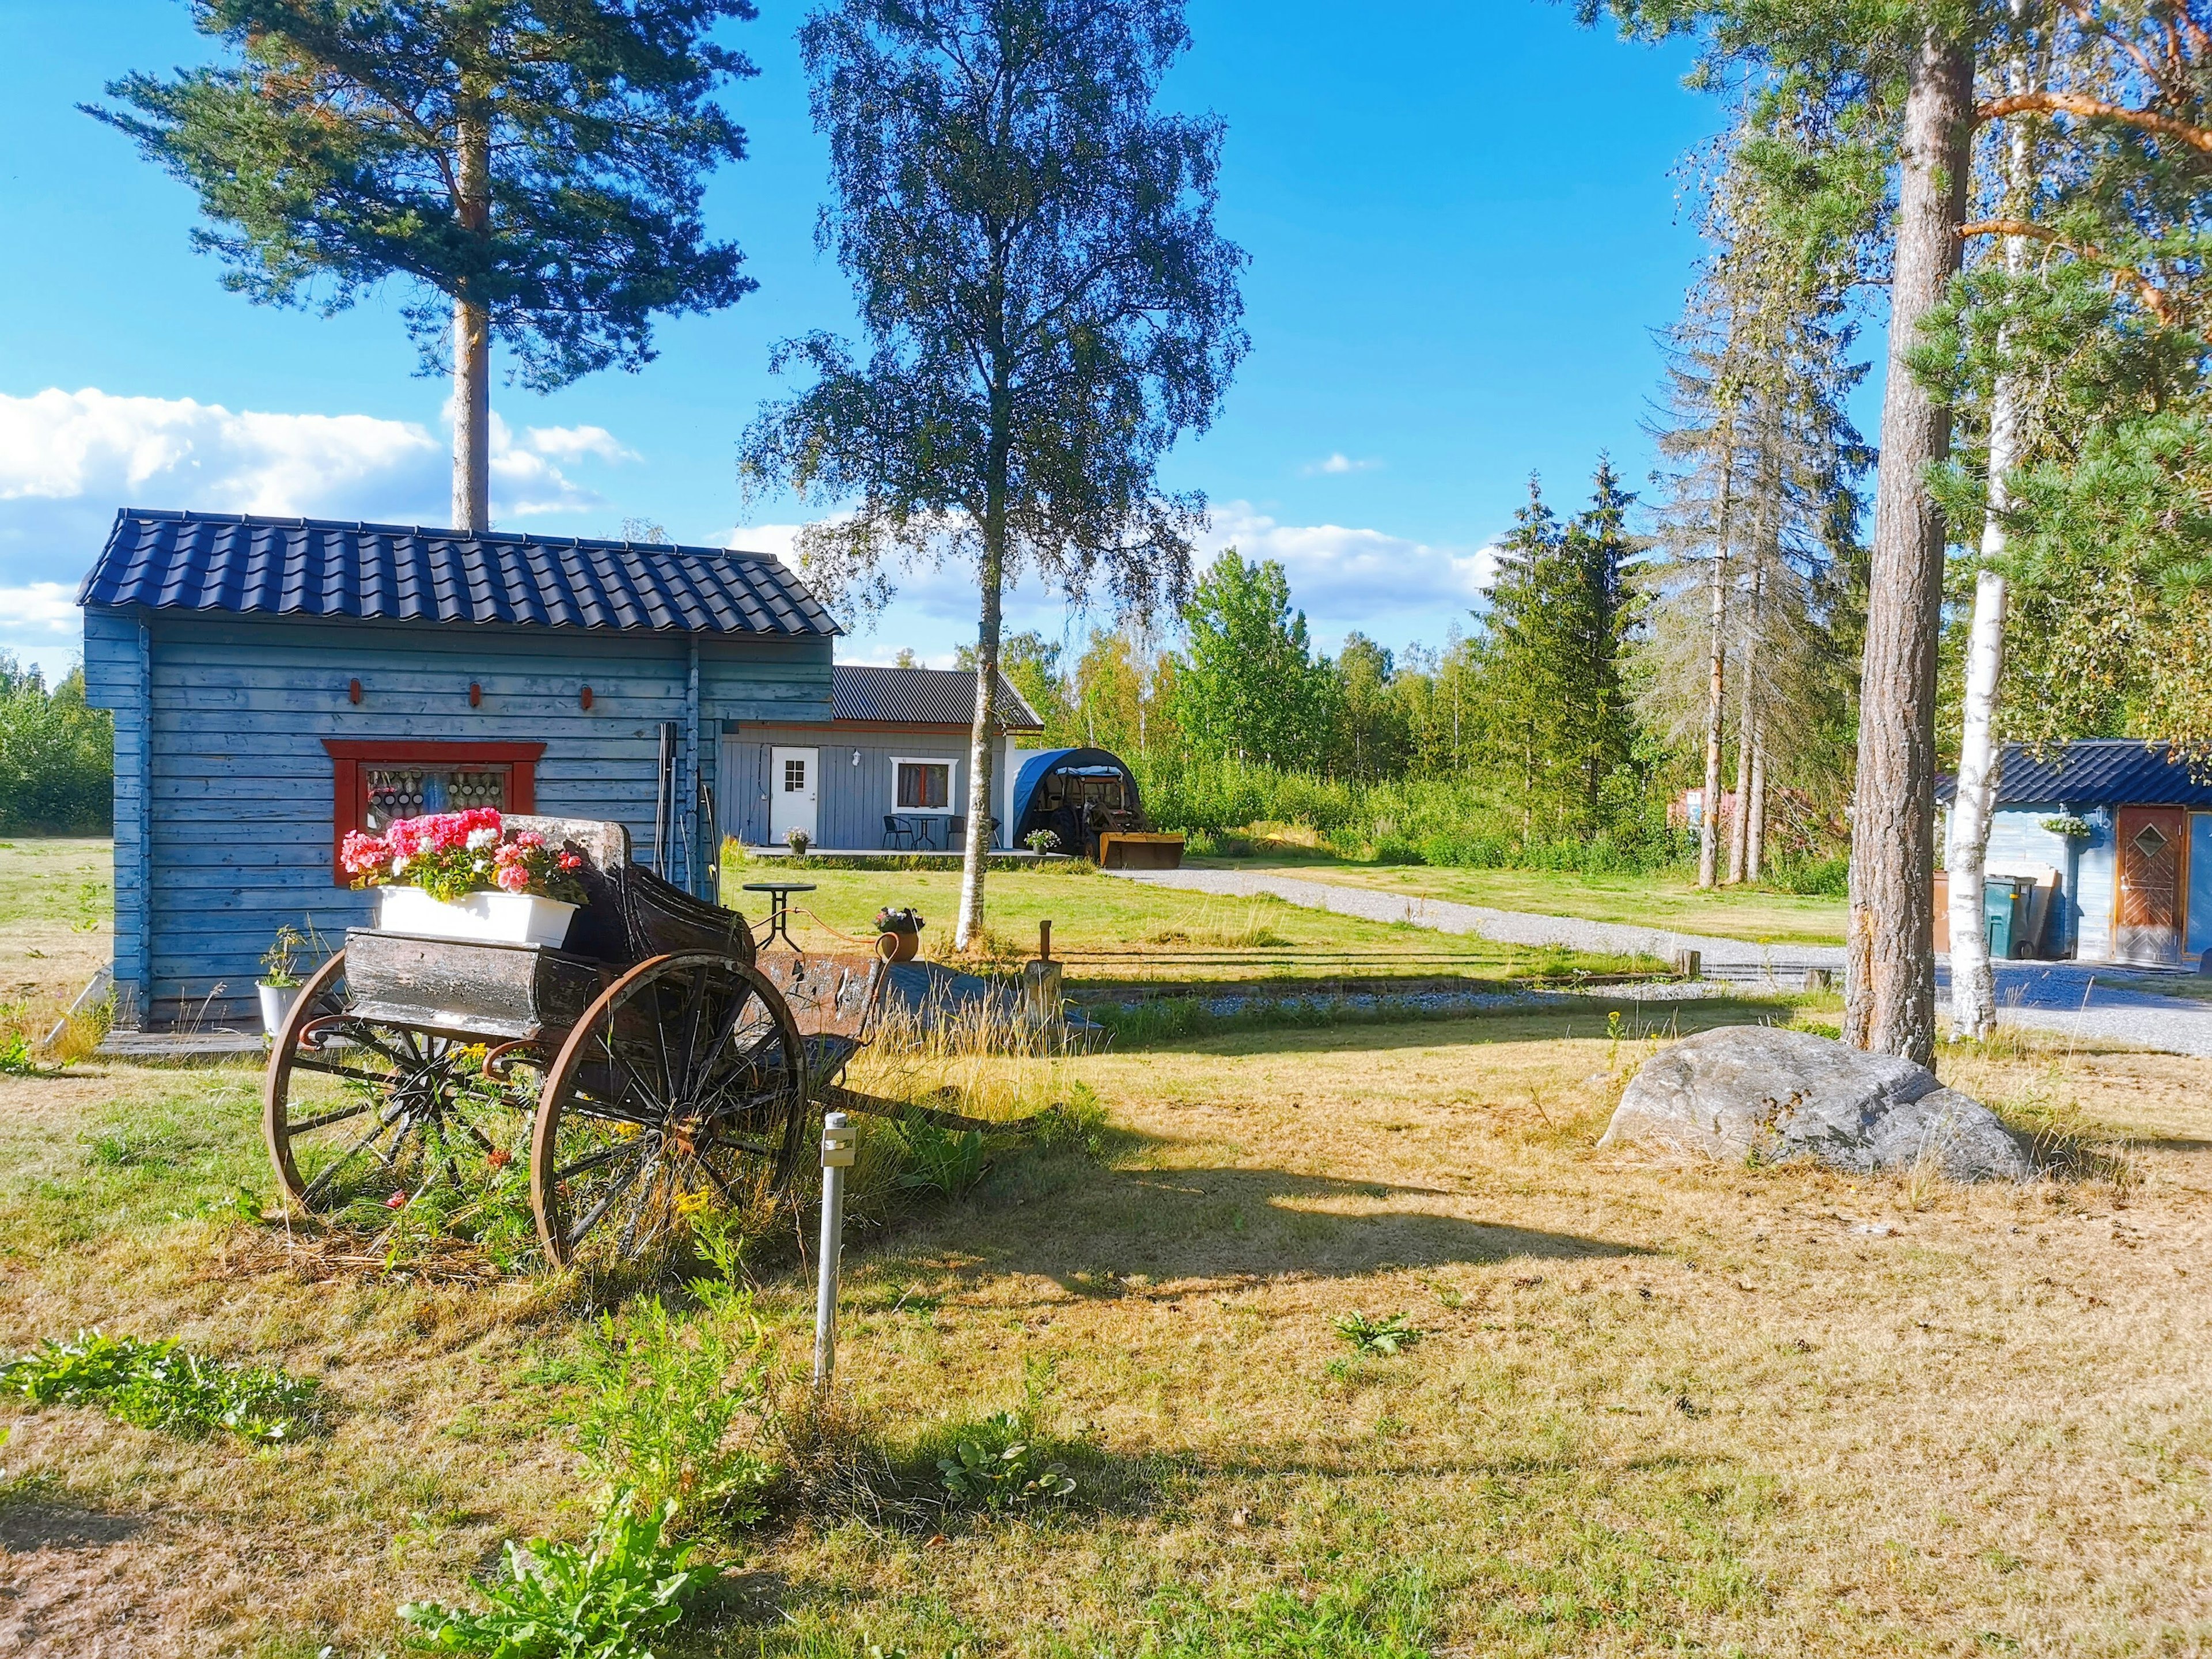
xmin=0 ymin=839 xmax=113 ymax=1055
xmin=726 ymin=850 xmax=1661 ymax=987
xmin=6 ymin=839 xmax=2210 ymax=1656
xmin=1202 ymin=855 xmax=1849 ymax=948
xmin=3 ymin=1007 xmax=2208 ymax=1656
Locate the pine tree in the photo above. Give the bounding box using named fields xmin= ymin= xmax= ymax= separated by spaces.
xmin=94 ymin=0 xmax=759 ymax=531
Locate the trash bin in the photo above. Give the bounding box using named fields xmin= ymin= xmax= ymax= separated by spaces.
xmin=1983 ymin=877 xmax=2033 ymax=959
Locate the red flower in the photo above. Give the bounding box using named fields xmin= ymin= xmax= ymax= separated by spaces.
xmin=557 ymin=851 xmax=584 ymax=871
xmin=384 ymin=1190 xmax=410 ymax=1210
xmin=486 ymin=1149 xmax=512 ymax=1170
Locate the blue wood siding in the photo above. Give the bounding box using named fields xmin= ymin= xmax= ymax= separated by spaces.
xmin=81 ymin=605 xmax=830 ymax=1025
xmin=2188 ymin=813 xmax=2212 ymax=963
xmin=1985 ymin=804 xmax=2116 ymax=959
xmin=721 ymin=727 xmax=1014 ymax=850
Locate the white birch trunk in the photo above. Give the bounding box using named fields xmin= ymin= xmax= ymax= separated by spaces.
xmin=1946 ymin=9 xmax=2033 ymax=1040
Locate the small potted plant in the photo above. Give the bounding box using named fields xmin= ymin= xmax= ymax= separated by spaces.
xmin=875 ymin=904 xmax=926 ymax=962
xmin=257 ymin=923 xmax=309 ymax=1036
xmin=2040 ymin=810 xmax=2094 ymax=840
xmin=1024 ymin=828 xmax=1062 ymax=857
xmin=340 ymin=809 xmax=588 ymax=946
xmin=785 ymin=825 xmax=813 ymax=859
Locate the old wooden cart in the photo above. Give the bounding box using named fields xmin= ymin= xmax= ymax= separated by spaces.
xmin=262 ymin=816 xmax=889 ymax=1267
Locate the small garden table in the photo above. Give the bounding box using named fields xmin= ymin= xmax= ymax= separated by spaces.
xmin=744 ymin=880 xmax=817 ymax=955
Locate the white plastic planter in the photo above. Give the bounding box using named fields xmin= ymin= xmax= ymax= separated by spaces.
xmin=257 ymin=982 xmax=302 ymax=1037
xmin=375 ymin=885 xmax=578 ymax=949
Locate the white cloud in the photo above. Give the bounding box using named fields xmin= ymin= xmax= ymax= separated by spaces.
xmin=1301 ymin=452 xmax=1384 ymax=476
xmin=0 ymin=387 xmax=630 ymax=588
xmin=1197 ymin=502 xmax=1499 ymax=638
xmin=725 ymin=500 xmax=1500 ymax=664
xmin=0 ymin=581 xmax=82 ymax=684
xmin=525 ymin=423 xmax=639 ymax=465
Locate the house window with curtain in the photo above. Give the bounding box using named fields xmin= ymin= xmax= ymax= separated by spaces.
xmin=893 ymin=757 xmax=953 ymax=812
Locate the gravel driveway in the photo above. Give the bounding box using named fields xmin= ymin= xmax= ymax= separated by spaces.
xmin=1106 ymin=866 xmax=2212 ymax=1058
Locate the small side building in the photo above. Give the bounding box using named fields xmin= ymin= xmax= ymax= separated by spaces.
xmin=722 ymin=665 xmax=1045 ymax=851
xmin=1940 ymin=739 xmax=2212 ymax=967
xmin=79 ymin=508 xmax=840 ymax=1029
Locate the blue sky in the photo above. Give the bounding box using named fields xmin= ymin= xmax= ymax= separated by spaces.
xmin=0 ymin=0 xmax=1729 ymax=680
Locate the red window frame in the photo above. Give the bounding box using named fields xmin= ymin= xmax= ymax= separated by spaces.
xmin=321 ymin=738 xmax=543 ymax=884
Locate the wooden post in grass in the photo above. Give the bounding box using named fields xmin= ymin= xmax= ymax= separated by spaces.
xmin=1024 ymin=920 xmax=1063 ymax=1024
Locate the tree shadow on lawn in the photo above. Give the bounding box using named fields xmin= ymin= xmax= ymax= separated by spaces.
xmin=1100 ymin=993 xmax=1808 ymax=1056
xmin=872 ymin=1152 xmax=1650 ymax=1296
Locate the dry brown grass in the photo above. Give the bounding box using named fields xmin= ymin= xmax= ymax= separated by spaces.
xmin=1 ymin=1011 xmax=2209 ymax=1655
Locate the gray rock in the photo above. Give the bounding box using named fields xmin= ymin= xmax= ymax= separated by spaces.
xmin=1599 ymin=1025 xmax=2035 ymax=1181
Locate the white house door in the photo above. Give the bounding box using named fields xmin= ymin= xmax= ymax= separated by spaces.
xmin=770 ymin=747 xmax=819 ymax=846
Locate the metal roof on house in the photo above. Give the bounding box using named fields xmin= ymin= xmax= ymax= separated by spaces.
xmin=832 ymin=663 xmax=1044 ymax=731
xmin=78 ymin=509 xmax=840 ymax=637
xmin=1938 ymin=740 xmax=2212 ymax=807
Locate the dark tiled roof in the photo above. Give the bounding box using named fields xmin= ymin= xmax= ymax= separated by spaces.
xmin=833 ymin=664 xmax=1044 ymax=731
xmin=78 ymin=509 xmax=839 ymax=637
xmin=1938 ymin=740 xmax=2212 ymax=807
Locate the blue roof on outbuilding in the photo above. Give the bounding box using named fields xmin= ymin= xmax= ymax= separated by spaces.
xmin=78 ymin=508 xmax=840 ymax=637
xmin=1939 ymin=740 xmax=2212 ymax=807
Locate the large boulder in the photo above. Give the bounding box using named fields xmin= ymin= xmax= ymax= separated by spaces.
xmin=1599 ymin=1025 xmax=2035 ymax=1181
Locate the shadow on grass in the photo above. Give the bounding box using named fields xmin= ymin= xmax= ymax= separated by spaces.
xmin=861 ymin=1140 xmax=1650 ymax=1292
xmin=1090 ymin=993 xmax=1806 ymax=1056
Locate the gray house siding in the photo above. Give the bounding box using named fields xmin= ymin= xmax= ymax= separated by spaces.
xmin=722 ymin=725 xmax=1018 ymax=850
xmin=82 ymin=605 xmax=831 ymax=1026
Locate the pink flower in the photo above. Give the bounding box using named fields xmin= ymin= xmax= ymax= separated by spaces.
xmin=514 ymin=831 xmax=545 ymax=850
xmin=557 ymin=851 xmax=583 ymax=871
xmin=495 ymin=863 xmax=529 ymax=893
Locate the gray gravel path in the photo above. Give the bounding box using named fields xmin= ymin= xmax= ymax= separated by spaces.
xmin=1106 ymin=866 xmax=2212 ymax=1058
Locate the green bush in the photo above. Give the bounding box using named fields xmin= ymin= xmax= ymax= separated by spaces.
xmin=398 ymin=1492 xmax=700 ymax=1659
xmin=934 ymin=1409 xmax=1076 ymax=1512
xmin=1764 ymin=855 xmax=1849 ymax=896
xmin=890 ymin=1112 xmax=993 ymax=1199
xmin=2 ymin=1330 xmax=320 ymax=1442
xmin=0 ymin=658 xmax=112 ymax=834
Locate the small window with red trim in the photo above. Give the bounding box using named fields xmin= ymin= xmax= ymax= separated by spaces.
xmin=321 ymin=740 xmax=544 ymax=883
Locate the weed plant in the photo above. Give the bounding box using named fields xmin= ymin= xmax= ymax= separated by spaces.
xmin=935 ymin=1410 xmax=1077 ymax=1510
xmin=3 ymin=1329 xmax=320 ymax=1441
xmin=1335 ymin=1312 xmax=1425 ymax=1357
xmin=1136 ymin=1572 xmax=1437 ymax=1658
xmin=397 ymin=1493 xmax=700 ymax=1659
xmin=565 ymin=1224 xmax=777 ymax=1533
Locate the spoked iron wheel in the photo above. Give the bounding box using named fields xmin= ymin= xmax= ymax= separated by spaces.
xmin=264 ymin=950 xmax=535 ymax=1222
xmin=531 ymin=952 xmax=806 ymax=1268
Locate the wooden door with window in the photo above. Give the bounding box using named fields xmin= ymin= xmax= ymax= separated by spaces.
xmin=2115 ymin=806 xmax=2188 ymax=965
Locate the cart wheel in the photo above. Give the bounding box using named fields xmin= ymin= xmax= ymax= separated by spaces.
xmin=264 ymin=949 xmax=533 ymax=1221
xmin=531 ymin=952 xmax=806 ymax=1268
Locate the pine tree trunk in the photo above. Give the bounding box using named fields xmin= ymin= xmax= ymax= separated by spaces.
xmin=1747 ymin=730 xmax=1767 ymax=882
xmin=1697 ymin=457 xmax=1733 ymax=888
xmin=1728 ymin=667 xmax=1754 ymax=884
xmin=452 ymin=95 xmax=492 ymax=533
xmin=1949 ymin=8 xmax=2035 ymax=1040
xmin=1844 ymin=27 xmax=1975 ymax=1065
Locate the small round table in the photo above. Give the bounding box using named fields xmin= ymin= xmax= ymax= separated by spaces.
xmin=743 ymin=881 xmax=816 ymax=954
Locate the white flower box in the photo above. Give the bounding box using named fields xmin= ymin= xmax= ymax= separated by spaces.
xmin=376 ymin=885 xmax=578 ymax=949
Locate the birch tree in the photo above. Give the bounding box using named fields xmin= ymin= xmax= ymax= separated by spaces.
xmin=741 ymin=0 xmax=1246 ymax=950
xmin=1946 ymin=2 xmax=2040 ymax=1040
xmin=95 ymin=0 xmax=759 ymax=532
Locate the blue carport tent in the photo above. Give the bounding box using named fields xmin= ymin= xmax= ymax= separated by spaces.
xmin=1010 ymin=747 xmax=1142 ymax=850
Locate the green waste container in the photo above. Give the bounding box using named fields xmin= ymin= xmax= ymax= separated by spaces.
xmin=1983 ymin=877 xmax=2033 ymax=959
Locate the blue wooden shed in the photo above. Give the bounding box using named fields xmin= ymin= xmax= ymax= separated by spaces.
xmin=79 ymin=508 xmax=839 ymax=1030
xmin=1940 ymin=739 xmax=2212 ymax=967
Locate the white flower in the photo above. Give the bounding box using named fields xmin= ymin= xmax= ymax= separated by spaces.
xmin=475 ymin=858 xmax=491 ymax=873
xmin=391 ymin=855 xmax=410 ymax=874
xmin=466 ymin=827 xmax=499 ymax=850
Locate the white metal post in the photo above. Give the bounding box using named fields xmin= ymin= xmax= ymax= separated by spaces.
xmin=814 ymin=1111 xmax=855 ymax=1388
